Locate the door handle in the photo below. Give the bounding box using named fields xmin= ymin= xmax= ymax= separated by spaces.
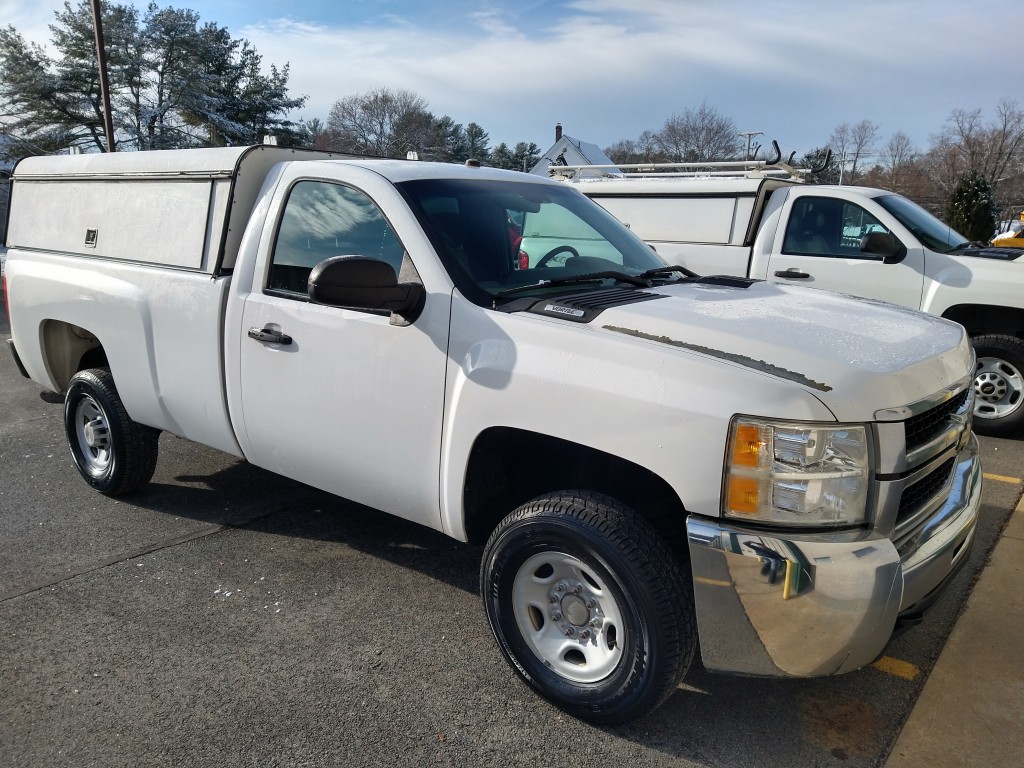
xmin=774 ymin=268 xmax=810 ymax=279
xmin=248 ymin=327 xmax=293 ymax=345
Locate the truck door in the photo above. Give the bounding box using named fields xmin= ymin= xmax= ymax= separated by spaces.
xmin=235 ymin=176 xmax=450 ymax=530
xmin=765 ymin=194 xmax=925 ymax=309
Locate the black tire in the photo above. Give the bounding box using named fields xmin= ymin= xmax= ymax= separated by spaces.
xmin=971 ymin=334 xmax=1024 ymax=437
xmin=64 ymin=368 xmax=160 ymax=495
xmin=480 ymin=491 xmax=695 ymax=724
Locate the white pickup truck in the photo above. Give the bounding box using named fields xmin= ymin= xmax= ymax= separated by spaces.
xmin=549 ymin=158 xmax=1024 ymax=436
xmin=3 ymin=146 xmax=981 ymax=723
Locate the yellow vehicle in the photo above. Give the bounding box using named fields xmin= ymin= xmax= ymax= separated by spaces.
xmin=992 ymin=212 xmax=1024 ymax=247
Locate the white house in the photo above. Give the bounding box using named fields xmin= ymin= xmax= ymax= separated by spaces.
xmin=530 ymin=124 xmax=619 ymax=177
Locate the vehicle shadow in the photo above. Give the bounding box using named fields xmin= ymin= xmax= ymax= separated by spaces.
xmin=132 ymin=453 xmax=481 ymax=597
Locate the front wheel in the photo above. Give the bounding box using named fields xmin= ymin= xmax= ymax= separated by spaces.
xmin=480 ymin=491 xmax=695 ymax=723
xmin=64 ymin=368 xmax=160 ymax=495
xmin=971 ymin=335 xmax=1024 ymax=437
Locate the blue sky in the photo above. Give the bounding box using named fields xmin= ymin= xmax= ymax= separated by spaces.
xmin=3 ymin=0 xmax=1022 ymax=159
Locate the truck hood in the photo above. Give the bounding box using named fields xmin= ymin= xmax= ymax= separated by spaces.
xmin=951 ymin=244 xmax=1024 ymax=261
xmin=589 ymin=281 xmax=972 ymax=420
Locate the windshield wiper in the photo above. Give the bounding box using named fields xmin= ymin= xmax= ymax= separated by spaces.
xmin=491 ymin=270 xmax=652 ymax=307
xmin=641 ymin=264 xmax=701 ymax=280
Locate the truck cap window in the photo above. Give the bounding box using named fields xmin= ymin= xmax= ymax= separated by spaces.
xmin=398 ymin=178 xmax=668 ymax=307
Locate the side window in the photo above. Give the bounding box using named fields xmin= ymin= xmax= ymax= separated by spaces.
xmin=783 ymin=197 xmax=889 ymax=258
xmin=268 ymin=180 xmax=406 ymax=296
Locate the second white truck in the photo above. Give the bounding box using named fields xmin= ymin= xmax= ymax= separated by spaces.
xmin=546 ymin=156 xmax=1024 ymax=436
xmin=4 ymin=146 xmax=981 ymax=723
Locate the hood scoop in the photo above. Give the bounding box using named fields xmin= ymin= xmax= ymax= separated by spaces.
xmin=527 ymin=288 xmax=666 ymax=323
xmin=953 ymin=245 xmax=1023 ymax=261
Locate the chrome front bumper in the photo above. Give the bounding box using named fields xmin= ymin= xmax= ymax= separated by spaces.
xmin=686 ymin=434 xmax=981 ymax=677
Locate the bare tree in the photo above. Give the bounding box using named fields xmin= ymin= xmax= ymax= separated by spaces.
xmin=636 ymin=129 xmax=661 ymax=162
xmin=655 ymin=101 xmax=741 ymax=163
xmin=938 ymin=100 xmax=1024 ymax=181
xmin=829 ymin=120 xmax=880 ymax=184
xmin=324 ymin=87 xmax=432 ymax=157
xmin=877 ymin=131 xmax=917 ymax=192
xmin=606 ymin=130 xmax=664 ymax=164
xmin=926 ymin=99 xmax=1024 ymax=213
xmin=604 ymin=138 xmax=640 ymax=164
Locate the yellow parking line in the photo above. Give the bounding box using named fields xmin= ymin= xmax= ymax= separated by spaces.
xmin=983 ymin=473 xmax=1023 ymax=485
xmin=871 ymin=656 xmax=921 ymax=681
xmin=693 ymin=577 xmax=732 ymax=588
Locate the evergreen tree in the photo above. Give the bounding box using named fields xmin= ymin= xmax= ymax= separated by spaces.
xmin=510 ymin=141 xmax=541 ymax=172
xmin=0 ymin=0 xmax=305 ymax=156
xmin=465 ymin=122 xmax=490 ymax=164
xmin=946 ymin=171 xmax=997 ymax=243
xmin=798 ymin=147 xmax=840 ymax=185
xmin=425 ymin=115 xmax=467 ymax=161
xmin=489 ymin=142 xmax=513 ymax=170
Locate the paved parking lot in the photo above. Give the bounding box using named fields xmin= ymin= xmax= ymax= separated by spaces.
xmin=2 ymin=312 xmax=1021 ymax=768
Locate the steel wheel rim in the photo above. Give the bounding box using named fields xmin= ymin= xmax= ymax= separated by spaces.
xmin=974 ymin=356 xmax=1024 ymax=420
xmin=511 ymin=551 xmax=625 ymax=683
xmin=73 ymin=394 xmax=112 ymax=477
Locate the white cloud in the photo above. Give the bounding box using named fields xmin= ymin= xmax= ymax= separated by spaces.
xmin=0 ymin=0 xmax=68 ymax=45
xmin=468 ymin=8 xmax=522 ymax=38
xmin=4 ymin=0 xmax=1020 ymax=155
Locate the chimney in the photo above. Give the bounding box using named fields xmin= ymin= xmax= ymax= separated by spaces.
xmin=555 ymin=123 xmax=562 ymax=141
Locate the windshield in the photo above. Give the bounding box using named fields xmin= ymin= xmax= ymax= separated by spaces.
xmin=397 ymin=178 xmax=668 ymax=306
xmin=875 ymin=194 xmax=968 ymax=253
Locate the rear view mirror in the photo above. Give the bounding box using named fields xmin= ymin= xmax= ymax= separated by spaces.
xmin=860 ymin=232 xmax=907 ymax=264
xmin=308 ymin=256 xmax=424 ymax=321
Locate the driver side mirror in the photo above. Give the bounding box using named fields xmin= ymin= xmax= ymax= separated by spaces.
xmin=308 ymin=256 xmax=425 ymax=322
xmin=860 ymin=231 xmax=907 ymax=264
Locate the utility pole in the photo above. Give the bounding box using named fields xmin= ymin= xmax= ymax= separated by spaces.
xmin=90 ymin=0 xmax=116 ymax=152
xmin=737 ymin=130 xmax=762 ymax=162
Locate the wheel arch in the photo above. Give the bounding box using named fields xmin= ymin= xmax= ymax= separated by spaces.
xmin=39 ymin=319 xmax=108 ymax=391
xmin=941 ymin=304 xmax=1024 ymax=339
xmin=462 ymin=426 xmax=688 ymax=549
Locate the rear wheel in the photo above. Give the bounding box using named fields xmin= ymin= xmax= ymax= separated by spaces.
xmin=64 ymin=368 xmax=160 ymax=495
xmin=480 ymin=491 xmax=695 ymax=723
xmin=971 ymin=335 xmax=1024 ymax=437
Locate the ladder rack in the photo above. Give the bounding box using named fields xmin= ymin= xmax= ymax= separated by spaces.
xmin=545 ymin=141 xmax=830 ymax=183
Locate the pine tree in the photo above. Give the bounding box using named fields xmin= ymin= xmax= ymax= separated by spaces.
xmin=489 ymin=142 xmax=513 ymax=170
xmin=0 ymin=0 xmax=305 ymax=156
xmin=946 ymin=171 xmax=997 ymax=244
xmin=465 ymin=122 xmax=490 ymax=164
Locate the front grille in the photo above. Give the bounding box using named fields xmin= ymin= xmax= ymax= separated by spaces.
xmin=881 ymin=379 xmax=973 ymax=556
xmin=904 ymin=389 xmax=969 ymax=454
xmin=892 ymin=456 xmax=958 ymax=553
xmin=898 ymin=457 xmax=955 ymax=522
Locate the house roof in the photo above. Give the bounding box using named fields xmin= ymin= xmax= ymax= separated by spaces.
xmin=530 ymin=135 xmax=619 ymax=177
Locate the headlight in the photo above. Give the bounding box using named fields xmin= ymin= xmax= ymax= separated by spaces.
xmin=723 ymin=417 xmax=870 ymax=527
